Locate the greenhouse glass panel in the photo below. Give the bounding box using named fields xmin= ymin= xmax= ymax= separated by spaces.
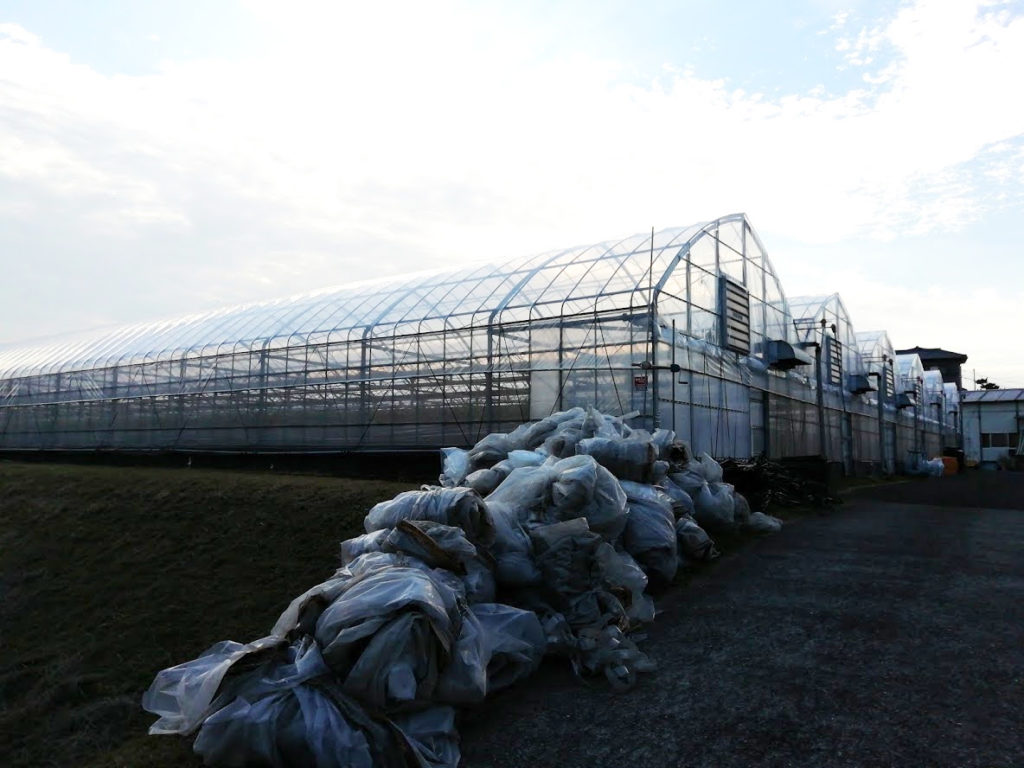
xmin=0 ymin=212 xmax=917 ymax=466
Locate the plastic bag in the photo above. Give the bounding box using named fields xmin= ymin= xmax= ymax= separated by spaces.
xmin=669 ymin=469 xmax=708 ymax=497
xmin=660 ymin=478 xmax=695 ymax=517
xmin=595 ymin=545 xmax=655 ymax=625
xmin=551 ymin=455 xmax=628 ymax=542
xmin=439 ymin=447 xmax=469 ymax=488
xmin=652 ymin=429 xmax=690 ymax=464
xmin=580 ymin=407 xmax=622 ymax=440
xmin=467 ymin=433 xmax=512 ymax=469
xmin=486 ymin=465 xmax=556 ymax=514
xmin=549 ymin=455 xmax=598 ymax=515
xmin=693 ymin=482 xmax=735 ymax=532
xmin=619 ymin=481 xmax=679 ymax=583
xmin=697 ymin=452 xmax=724 ymax=484
xmin=464 ymin=466 xmax=508 ymax=496
xmin=576 ymin=436 xmax=657 ymax=483
xmin=746 ymin=511 xmax=783 ymax=534
xmin=675 ymin=516 xmax=719 ymax=563
xmin=541 ymin=428 xmax=581 ymax=459
xmin=365 ymin=487 xmax=494 ymax=546
xmin=486 ymin=501 xmax=542 ymax=587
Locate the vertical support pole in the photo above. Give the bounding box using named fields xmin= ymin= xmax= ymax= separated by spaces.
xmin=485 ymin=324 xmax=495 ymax=436
xmin=648 ymin=227 xmax=658 ymax=430
xmin=877 ymin=371 xmax=886 ymax=474
xmin=671 ymin=319 xmax=677 ymax=434
xmin=651 ymin=308 xmax=659 ymax=430
xmin=917 ymin=376 xmax=925 ymax=460
xmin=815 ymin=341 xmax=826 ymax=458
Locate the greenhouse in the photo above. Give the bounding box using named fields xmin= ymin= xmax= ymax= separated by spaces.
xmin=0 ymin=213 xmax=955 ymax=470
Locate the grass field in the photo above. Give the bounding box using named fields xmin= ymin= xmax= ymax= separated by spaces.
xmin=0 ymin=458 xmax=833 ymax=767
xmin=0 ymin=461 xmax=418 ymax=768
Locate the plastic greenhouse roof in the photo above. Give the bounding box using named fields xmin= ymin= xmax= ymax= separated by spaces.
xmin=854 ymin=330 xmax=894 ymax=360
xmin=962 ymin=388 xmax=1024 ymax=403
xmin=0 ymin=213 xmax=783 ymax=379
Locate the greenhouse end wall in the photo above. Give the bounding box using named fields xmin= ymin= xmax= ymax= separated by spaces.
xmin=0 ymin=214 xmax=957 ymax=470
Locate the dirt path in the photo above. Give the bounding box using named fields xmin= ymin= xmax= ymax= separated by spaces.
xmin=460 ymin=480 xmax=1024 ymax=767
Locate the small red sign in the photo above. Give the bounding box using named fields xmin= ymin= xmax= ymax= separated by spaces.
xmin=633 ymin=375 xmax=648 ymax=391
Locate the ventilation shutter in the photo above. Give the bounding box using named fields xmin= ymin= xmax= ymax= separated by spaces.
xmin=719 ymin=277 xmax=750 ymax=355
xmin=827 ymin=338 xmax=842 ymax=385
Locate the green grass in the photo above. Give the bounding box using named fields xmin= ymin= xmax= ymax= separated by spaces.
xmin=0 ymin=461 xmax=418 ymax=768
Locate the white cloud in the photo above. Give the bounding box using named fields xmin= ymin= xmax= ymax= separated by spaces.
xmin=0 ymin=1 xmax=1022 ymax=385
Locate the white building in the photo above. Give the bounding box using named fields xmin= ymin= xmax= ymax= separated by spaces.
xmin=961 ymin=389 xmax=1024 ymax=467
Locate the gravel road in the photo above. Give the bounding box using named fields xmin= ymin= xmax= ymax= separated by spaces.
xmin=460 ymin=473 xmax=1024 ymax=768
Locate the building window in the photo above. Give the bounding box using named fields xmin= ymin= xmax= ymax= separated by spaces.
xmin=981 ymin=433 xmax=1018 ymax=448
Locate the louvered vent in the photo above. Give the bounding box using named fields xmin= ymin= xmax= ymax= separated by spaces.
xmin=719 ymin=277 xmax=750 ymax=355
xmin=827 ymin=337 xmax=842 ymax=385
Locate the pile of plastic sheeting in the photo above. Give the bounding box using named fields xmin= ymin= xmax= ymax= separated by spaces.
xmin=143 ymin=407 xmax=782 ymax=767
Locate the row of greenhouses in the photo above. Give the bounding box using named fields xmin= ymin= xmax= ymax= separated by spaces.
xmin=0 ymin=214 xmax=960 ymax=472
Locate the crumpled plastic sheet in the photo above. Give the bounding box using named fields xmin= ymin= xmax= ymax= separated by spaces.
xmin=436 ymin=603 xmax=546 ymax=704
xmin=520 ymin=518 xmax=655 ymax=683
xmin=573 ymin=624 xmax=657 ymax=692
xmin=506 ymin=407 xmax=587 ymax=452
xmin=143 ymin=635 xmax=289 ymax=736
xmin=314 ymin=565 xmax=462 ymax=709
xmin=379 ymin=520 xmax=495 ymax=604
xmin=340 ymin=529 xmax=390 ymax=565
xmin=392 ymin=705 xmax=461 ymax=768
xmin=485 ymin=456 xmax=628 ymax=543
xmin=732 ymin=491 xmax=752 ymax=526
xmin=619 ymin=480 xmax=679 ymax=583
xmin=365 ymin=487 xmax=495 ymax=547
xmin=746 ymin=511 xmax=784 ymax=533
xmin=190 ymin=641 xmax=409 ymax=768
xmin=464 ymin=450 xmax=548 ymax=496
xmin=145 ymin=406 xmax=788 ymax=768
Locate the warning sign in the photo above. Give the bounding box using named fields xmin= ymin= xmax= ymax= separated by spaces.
xmin=633 ymin=375 xmax=648 ymax=391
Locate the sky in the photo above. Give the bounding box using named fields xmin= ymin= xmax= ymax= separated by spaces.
xmin=0 ymin=0 xmax=1022 ymax=387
